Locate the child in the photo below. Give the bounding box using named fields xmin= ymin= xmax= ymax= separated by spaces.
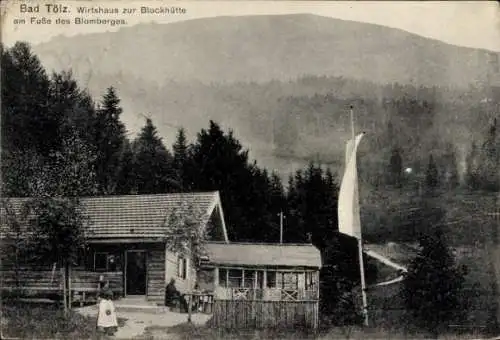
xmin=96 ymin=289 xmax=118 ymax=337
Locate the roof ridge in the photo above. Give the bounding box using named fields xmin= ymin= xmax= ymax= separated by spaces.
xmin=2 ymin=191 xmax=219 ymax=201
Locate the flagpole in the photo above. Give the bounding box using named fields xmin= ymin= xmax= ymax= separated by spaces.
xmin=350 ymin=106 xmax=369 ymax=327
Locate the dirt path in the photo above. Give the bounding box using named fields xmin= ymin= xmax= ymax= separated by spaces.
xmin=74 ymin=305 xmax=211 ymax=339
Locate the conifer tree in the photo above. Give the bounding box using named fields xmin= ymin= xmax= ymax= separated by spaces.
xmin=442 ymin=143 xmax=459 ymax=190
xmin=189 ymin=121 xmax=256 ymax=241
xmin=466 ymin=141 xmax=480 ymax=190
xmin=94 ymin=87 xmax=127 ymax=194
xmin=172 ymin=128 xmax=191 ymax=192
xmin=388 ymin=147 xmax=403 ymax=187
xmin=131 ymin=118 xmax=175 ymax=194
xmin=115 ymin=139 xmax=135 ymax=195
xmin=480 ymin=117 xmax=499 ymax=191
xmin=2 ymin=42 xmax=53 ymax=155
xmin=401 ymin=223 xmax=466 ymax=337
xmin=425 ymin=154 xmax=439 ymax=191
xmin=266 ymin=171 xmax=286 ymax=243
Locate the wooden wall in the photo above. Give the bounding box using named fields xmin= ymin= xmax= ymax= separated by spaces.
xmin=147 ymin=249 xmax=165 ymax=304
xmin=210 ymin=300 xmax=319 ymax=330
xmin=165 ymin=249 xmax=196 ymax=294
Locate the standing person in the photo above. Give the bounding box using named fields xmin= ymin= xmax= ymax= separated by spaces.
xmin=96 ymin=289 xmax=118 ymax=337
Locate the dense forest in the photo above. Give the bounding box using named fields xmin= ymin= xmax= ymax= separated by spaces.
xmin=1 ymin=42 xmax=499 ymax=324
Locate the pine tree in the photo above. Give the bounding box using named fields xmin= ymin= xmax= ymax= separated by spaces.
xmin=286 ymin=169 xmax=306 ymax=243
xmin=2 ymin=42 xmax=53 ymax=155
xmin=50 ymin=71 xmax=98 ymax=146
xmin=188 ymin=120 xmax=275 ymax=242
xmin=401 ymin=223 xmax=466 ymax=337
xmin=172 ymin=128 xmax=191 ymax=192
xmin=442 ymin=143 xmax=459 ymax=190
xmin=480 ymin=117 xmax=499 ymax=191
xmin=466 ymin=141 xmax=480 ymax=190
xmin=388 ymin=147 xmax=403 ymax=187
xmin=131 ymin=118 xmax=175 ymax=194
xmin=115 ymin=139 xmax=135 ymax=195
xmin=94 ymin=87 xmax=127 ymax=195
xmin=267 ymin=172 xmax=286 ymax=243
xmin=425 ymin=154 xmax=439 ymax=191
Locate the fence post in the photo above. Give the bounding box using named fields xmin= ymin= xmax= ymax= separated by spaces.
xmin=187 ymin=293 xmax=192 ymax=323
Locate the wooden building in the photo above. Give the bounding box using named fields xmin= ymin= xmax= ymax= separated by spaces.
xmin=198 ymin=242 xmax=322 ymax=329
xmin=0 ymin=192 xmax=229 ymax=305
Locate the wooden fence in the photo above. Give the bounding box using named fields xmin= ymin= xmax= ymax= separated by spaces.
xmin=210 ymin=299 xmax=319 ymax=330
xmin=1 ymin=270 xmax=63 ymax=296
xmin=216 ymin=288 xmax=318 ymax=301
xmin=1 ymin=269 xmax=123 ymax=304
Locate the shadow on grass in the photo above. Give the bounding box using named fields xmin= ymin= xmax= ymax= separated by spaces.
xmin=1 ymin=301 xmax=129 ymax=339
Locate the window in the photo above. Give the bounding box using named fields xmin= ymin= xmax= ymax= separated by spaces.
xmin=177 ymin=256 xmax=188 ymax=280
xmin=218 ymin=269 xmax=258 ymax=288
xmin=94 ymin=252 xmax=121 ymax=272
xmin=94 ymin=252 xmax=107 ymax=272
xmin=267 ymin=271 xmax=277 ymax=288
xmin=228 ymin=269 xmax=243 ymax=288
xmin=305 ymin=272 xmax=316 ymax=290
xmin=282 ymin=272 xmax=299 ymax=290
xmin=219 ymin=268 xmax=228 ymax=287
xmin=244 ymin=270 xmax=255 ymax=288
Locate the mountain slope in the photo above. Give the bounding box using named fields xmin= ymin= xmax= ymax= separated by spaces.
xmin=27 ymin=14 xmax=499 ymax=178
xmin=33 ymin=14 xmax=498 ymax=88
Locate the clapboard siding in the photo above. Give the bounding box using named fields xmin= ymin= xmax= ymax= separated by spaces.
xmin=147 ymin=249 xmax=165 ymax=304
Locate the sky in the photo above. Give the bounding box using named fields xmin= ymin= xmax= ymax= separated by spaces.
xmin=1 ymin=0 xmax=499 ymax=51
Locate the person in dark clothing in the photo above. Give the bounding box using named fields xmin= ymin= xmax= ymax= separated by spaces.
xmin=164 ymin=278 xmax=180 ymax=309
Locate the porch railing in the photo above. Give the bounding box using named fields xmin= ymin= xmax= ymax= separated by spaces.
xmin=216 ymin=287 xmax=319 ymax=301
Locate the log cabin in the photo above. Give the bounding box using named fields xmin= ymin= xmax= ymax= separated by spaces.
xmin=0 ymin=192 xmax=229 ymax=305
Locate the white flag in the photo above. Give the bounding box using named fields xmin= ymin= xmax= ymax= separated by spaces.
xmin=338 ymin=133 xmax=364 ymax=239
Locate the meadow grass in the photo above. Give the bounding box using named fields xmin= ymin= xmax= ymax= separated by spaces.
xmin=143 ymin=322 xmax=487 ymax=340
xmin=1 ymin=301 xmax=126 ymax=339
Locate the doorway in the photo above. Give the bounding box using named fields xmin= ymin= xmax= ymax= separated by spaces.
xmin=126 ymin=250 xmax=147 ymax=295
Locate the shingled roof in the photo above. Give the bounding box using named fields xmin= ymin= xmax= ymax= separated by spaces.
xmin=0 ymin=192 xmax=228 ymax=241
xmin=203 ymin=242 xmax=322 ymax=268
